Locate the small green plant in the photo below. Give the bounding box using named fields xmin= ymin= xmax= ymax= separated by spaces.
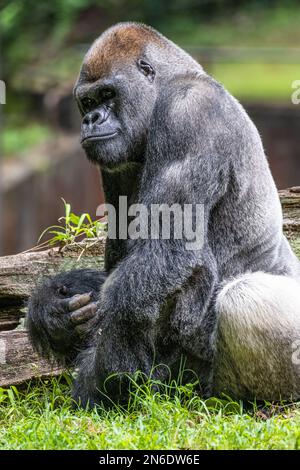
xmin=36 ymin=198 xmax=107 ymax=251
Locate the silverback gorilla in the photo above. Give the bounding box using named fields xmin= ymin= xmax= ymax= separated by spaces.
xmin=27 ymin=23 xmax=300 ymax=407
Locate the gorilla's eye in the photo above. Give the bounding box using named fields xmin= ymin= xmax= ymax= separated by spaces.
xmin=81 ymin=97 xmax=97 ymax=113
xmin=100 ymin=88 xmax=115 ymax=101
xmin=137 ymin=59 xmax=155 ymax=82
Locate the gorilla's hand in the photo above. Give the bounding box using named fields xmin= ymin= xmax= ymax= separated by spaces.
xmin=27 ymin=269 xmax=107 ymax=364
xmin=66 ymin=291 xmax=99 ymax=336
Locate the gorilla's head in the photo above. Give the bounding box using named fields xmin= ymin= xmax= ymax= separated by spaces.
xmin=74 ymin=22 xmax=201 ymax=169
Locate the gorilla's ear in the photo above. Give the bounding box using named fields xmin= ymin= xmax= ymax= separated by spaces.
xmin=137 ymin=59 xmax=156 ymax=83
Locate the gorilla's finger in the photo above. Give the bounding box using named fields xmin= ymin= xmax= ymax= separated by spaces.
xmin=70 ymin=302 xmax=98 ymax=325
xmin=68 ymin=292 xmax=93 ymax=312
xmin=74 ymin=318 xmax=98 ymax=337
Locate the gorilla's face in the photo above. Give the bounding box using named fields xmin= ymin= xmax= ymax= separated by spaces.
xmin=74 ymin=58 xmax=157 ymax=169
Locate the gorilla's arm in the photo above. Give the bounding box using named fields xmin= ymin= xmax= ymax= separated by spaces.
xmin=100 ymin=239 xmax=214 ymax=322
xmin=99 ymin=76 xmax=230 ymax=324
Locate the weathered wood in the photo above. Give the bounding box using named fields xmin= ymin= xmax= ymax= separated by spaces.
xmin=0 ymin=189 xmax=300 ymax=387
xmin=0 ymin=240 xmax=105 ymax=386
xmin=0 ymin=307 xmax=23 ymax=331
xmin=0 ymin=239 xmax=105 ymax=302
xmin=0 ymin=239 xmax=105 ymax=329
xmin=0 ymin=330 xmax=62 ymax=387
xmin=279 ymin=187 xmax=300 ymax=236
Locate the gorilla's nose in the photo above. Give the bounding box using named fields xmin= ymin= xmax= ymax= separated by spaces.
xmin=82 ymin=109 xmax=108 ymax=128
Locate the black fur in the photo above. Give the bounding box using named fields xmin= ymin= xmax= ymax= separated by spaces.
xmin=27 ymin=269 xmax=107 ymax=365
xmin=27 ymin=23 xmax=300 ymax=407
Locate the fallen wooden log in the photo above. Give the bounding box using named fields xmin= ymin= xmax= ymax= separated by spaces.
xmin=0 ymin=188 xmax=300 ymax=387
xmin=0 ymin=239 xmax=105 ymax=386
xmin=0 ymin=331 xmax=62 ymax=387
xmin=280 ymin=187 xmax=300 ymax=258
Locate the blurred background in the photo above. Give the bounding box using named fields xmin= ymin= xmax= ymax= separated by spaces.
xmin=0 ymin=0 xmax=300 ymax=256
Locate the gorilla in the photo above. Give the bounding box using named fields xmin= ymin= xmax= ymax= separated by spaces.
xmin=27 ymin=22 xmax=300 ymax=407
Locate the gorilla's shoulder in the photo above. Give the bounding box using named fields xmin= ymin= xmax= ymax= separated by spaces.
xmin=153 ymin=73 xmax=232 ymax=131
xmin=164 ymin=72 xmax=226 ymax=99
xmin=156 ymin=73 xmax=230 ymax=118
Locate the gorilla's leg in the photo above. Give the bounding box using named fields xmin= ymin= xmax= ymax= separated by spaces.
xmin=72 ymin=266 xmax=218 ymax=408
xmin=72 ymin=311 xmax=158 ymax=408
xmin=214 ymin=272 xmax=300 ymax=401
xmin=72 ymin=273 xmax=219 ymax=408
xmin=27 ymin=269 xmax=107 ymax=364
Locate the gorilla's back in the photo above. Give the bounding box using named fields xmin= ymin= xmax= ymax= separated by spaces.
xmin=205 ymin=80 xmax=300 ymax=281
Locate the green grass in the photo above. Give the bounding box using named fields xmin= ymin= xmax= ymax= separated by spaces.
xmin=211 ymin=63 xmax=299 ymax=102
xmin=1 ymin=375 xmax=300 ymax=450
xmin=171 ymin=5 xmax=300 ymax=102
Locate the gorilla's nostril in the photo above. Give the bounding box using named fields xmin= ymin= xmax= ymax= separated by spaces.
xmin=83 ymin=110 xmax=106 ymax=127
xmin=91 ymin=111 xmax=100 ymax=124
xmin=82 ymin=114 xmax=91 ymax=126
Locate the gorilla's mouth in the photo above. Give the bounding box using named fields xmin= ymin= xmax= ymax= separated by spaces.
xmin=81 ymin=132 xmax=119 ymax=147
